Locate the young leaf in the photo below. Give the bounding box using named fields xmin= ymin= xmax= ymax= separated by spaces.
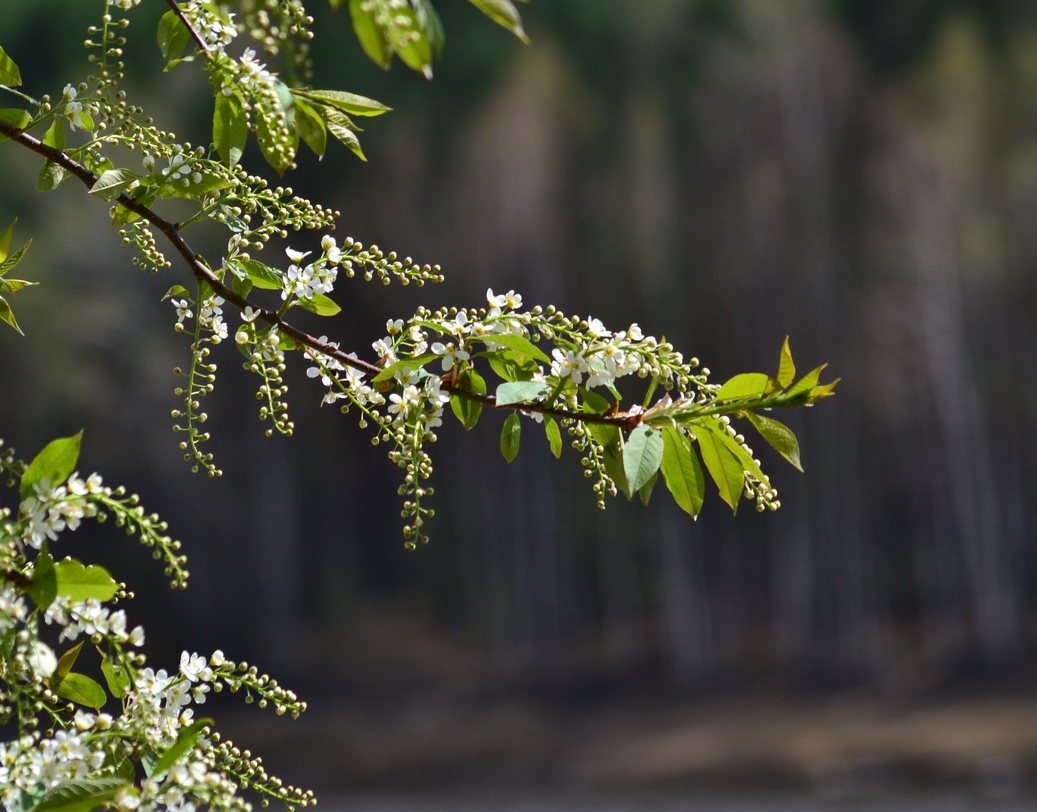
xmin=0 ymin=238 xmax=31 ymax=275
xmin=29 ymin=777 xmax=129 ymax=812
xmin=0 ymin=295 xmax=21 ymax=334
xmin=293 ymin=97 xmax=327 ymax=158
xmin=716 ymin=372 xmax=773 ymax=402
xmin=100 ymin=657 xmax=130 ymax=699
xmin=745 ymin=411 xmax=802 ymax=472
xmin=49 ymin=640 xmax=85 ymax=690
xmin=450 ymin=369 xmax=486 ymax=430
xmin=581 ymin=388 xmax=611 ymax=414
xmin=293 ymin=89 xmax=391 ymax=117
xmin=691 ymin=423 xmax=743 ymax=513
xmin=43 ymin=118 xmax=65 ymax=151
xmin=55 ymin=673 xmax=106 ymax=710
xmin=0 ymin=219 xmax=13 ymax=265
xmin=467 ymin=0 xmax=530 ymax=43
xmin=37 ymin=160 xmax=68 ymax=192
xmin=660 ymin=427 xmax=705 ymax=519
xmin=0 ymin=45 xmax=22 ymax=87
xmin=480 ymin=332 xmax=550 ymax=363
xmin=157 ymin=9 xmax=190 ymax=64
xmin=323 ymin=108 xmax=366 ymax=161
xmin=500 ymin=413 xmax=521 ymax=462
xmin=230 ymin=259 xmax=282 ymax=290
xmin=297 ymin=293 xmax=341 ymax=317
xmin=385 ymin=4 xmax=434 ymax=78
xmin=89 ymin=168 xmax=140 ymax=198
xmin=161 ymin=285 xmax=191 ymax=302
xmin=494 ymin=380 xmax=550 ymax=407
xmin=21 ymin=432 xmax=83 ymax=500
xmin=639 ymin=470 xmax=658 ymax=506
xmin=213 ymin=92 xmax=247 ymax=168
xmin=622 ymin=425 xmax=664 ymax=495
xmin=545 ymin=417 xmax=562 ymax=459
xmin=776 ymin=365 xmax=827 ymax=405
xmin=373 ymin=353 xmax=440 ymax=383
xmin=487 ymin=350 xmax=537 ymax=382
xmin=777 ymin=336 xmax=795 ymax=388
xmin=54 ymin=560 xmax=119 ymax=602
xmin=151 ymin=718 xmax=214 ymax=779
xmin=28 ymin=543 xmax=57 ymax=610
xmin=349 ymin=0 xmax=393 ymax=69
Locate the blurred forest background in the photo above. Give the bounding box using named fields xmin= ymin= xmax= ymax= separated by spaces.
xmin=4 ymin=0 xmax=1037 ymax=799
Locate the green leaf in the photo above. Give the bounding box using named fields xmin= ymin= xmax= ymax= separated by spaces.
xmin=162 ymin=285 xmax=190 ymax=302
xmin=293 ymin=97 xmax=327 ymax=158
xmin=622 ymin=425 xmax=664 ymax=495
xmin=500 ymin=413 xmax=521 ymax=462
xmin=89 ymin=168 xmax=140 ymax=198
xmin=713 ymin=423 xmax=769 ymax=484
xmin=100 ymin=657 xmax=130 ymax=699
xmin=21 ymin=432 xmax=82 ymax=500
xmin=602 ymin=438 xmax=628 ymax=498
xmin=581 ymin=388 xmax=611 ymax=414
xmin=297 ymin=293 xmax=341 ymax=317
xmin=479 ymin=332 xmax=549 ymax=363
xmin=157 ymin=9 xmax=190 ymax=64
xmin=660 ymin=428 xmax=705 ymax=518
xmin=494 ymin=380 xmax=550 ymax=406
xmin=349 ymin=0 xmax=393 ymax=69
xmin=373 ymin=353 xmax=440 ymax=383
xmin=0 ymin=219 xmax=13 ymax=265
xmin=0 ymin=45 xmax=22 ymax=86
xmin=231 ymin=274 xmax=253 ymax=300
xmin=231 ymin=259 xmax=282 ymax=291
xmin=467 ymin=0 xmax=530 ymax=43
xmin=323 ymin=108 xmax=366 ymax=161
xmin=29 ymin=778 xmax=129 ymax=812
xmin=0 ymin=239 xmax=31 ymax=275
xmin=691 ymin=423 xmax=744 ymax=513
xmin=49 ymin=640 xmax=84 ymax=690
xmin=54 ymin=560 xmax=118 ymax=602
xmin=775 ymin=365 xmax=827 ymax=406
xmin=545 ymin=417 xmax=562 ymax=459
xmin=28 ymin=543 xmax=57 ymax=610
xmin=776 ymin=336 xmax=795 ymax=388
xmin=716 ymin=372 xmax=773 ymax=402
xmin=450 ymin=369 xmax=486 ymax=430
xmin=152 ymin=718 xmax=214 ymax=778
xmin=37 ymin=160 xmax=68 ymax=192
xmin=486 ymin=350 xmax=537 ymax=382
xmin=0 ymin=278 xmax=34 ymax=294
xmin=43 ymin=118 xmax=65 ymax=151
xmin=639 ymin=470 xmax=658 ymax=506
xmin=0 ymin=296 xmax=21 ymax=334
xmin=213 ymin=92 xmax=247 ymax=168
xmin=385 ymin=4 xmax=434 ymax=77
xmin=293 ymin=88 xmax=391 ymax=117
xmin=745 ymin=411 xmax=802 ymax=472
xmin=55 ymin=673 xmax=106 ymax=710
xmin=0 ymin=108 xmax=29 ymax=140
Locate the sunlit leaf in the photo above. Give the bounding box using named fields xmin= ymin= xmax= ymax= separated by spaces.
xmin=716 ymin=372 xmax=773 ymax=402
xmin=49 ymin=640 xmax=84 ymax=690
xmin=0 ymin=45 xmax=22 ymax=86
xmin=213 ymin=92 xmax=247 ymax=168
xmin=691 ymin=422 xmax=743 ymax=513
xmin=152 ymin=718 xmax=213 ymax=778
xmin=545 ymin=417 xmax=562 ymax=459
xmin=745 ymin=411 xmax=802 ymax=472
xmin=467 ymin=0 xmax=530 ymax=43
xmin=21 ymin=432 xmax=82 ymax=500
xmin=157 ymin=10 xmax=190 ymax=64
xmin=776 ymin=336 xmax=795 ymax=388
xmin=29 ymin=778 xmax=129 ymax=812
xmin=494 ymin=380 xmax=550 ymax=406
xmin=660 ymin=427 xmax=704 ymax=518
xmin=54 ymin=560 xmax=119 ymax=602
xmin=623 ymin=425 xmax=664 ymax=495
xmin=55 ymin=673 xmax=106 ymax=710
xmin=450 ymin=369 xmax=486 ymax=429
xmin=293 ymin=89 xmax=391 ymax=117
xmin=297 ymin=293 xmax=341 ymax=317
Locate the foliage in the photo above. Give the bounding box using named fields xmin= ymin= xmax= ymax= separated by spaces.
xmin=0 ymin=2 xmax=835 ymax=812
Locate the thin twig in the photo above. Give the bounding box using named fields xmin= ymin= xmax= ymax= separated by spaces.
xmin=0 ymin=119 xmax=641 ymax=430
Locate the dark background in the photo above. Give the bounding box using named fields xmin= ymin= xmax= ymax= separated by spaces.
xmin=4 ymin=0 xmax=1037 ymax=801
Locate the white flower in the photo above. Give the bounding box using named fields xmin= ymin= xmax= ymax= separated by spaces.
xmin=210 ymin=649 xmax=226 ymax=667
xmin=386 ymin=319 xmax=404 ymax=335
xmin=128 ymin=625 xmax=145 ymax=646
xmin=173 ymin=299 xmax=193 ymax=324
xmin=285 ymin=247 xmax=311 ymax=264
xmin=626 ymin=323 xmax=643 ymax=341
xmin=431 ymin=341 xmax=470 ymax=371
xmin=180 ymin=651 xmax=213 ymax=683
xmin=586 ymin=317 xmax=612 ymax=339
xmin=551 ymin=348 xmax=586 ymax=385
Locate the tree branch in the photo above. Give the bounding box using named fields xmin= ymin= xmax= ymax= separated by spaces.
xmin=0 ymin=118 xmax=641 ymax=430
